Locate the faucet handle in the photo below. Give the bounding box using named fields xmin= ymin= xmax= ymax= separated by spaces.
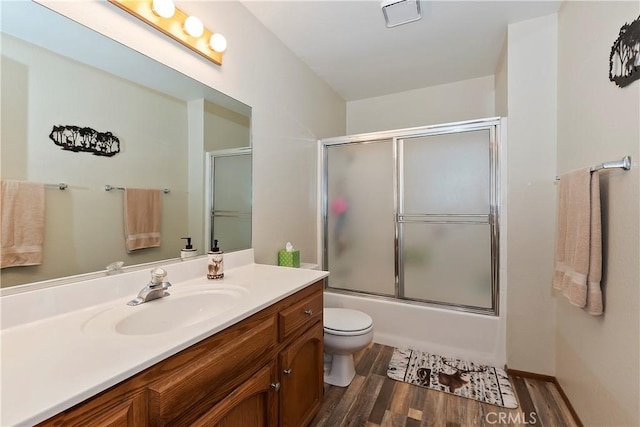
xmin=150 ymin=267 xmax=167 ymax=285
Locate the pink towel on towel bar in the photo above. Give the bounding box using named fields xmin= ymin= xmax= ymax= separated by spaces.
xmin=1 ymin=180 xmax=45 ymax=268
xmin=552 ymin=168 xmax=602 ymax=315
xmin=124 ymin=188 xmax=161 ymax=252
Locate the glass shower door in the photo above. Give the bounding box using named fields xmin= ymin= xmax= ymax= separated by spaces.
xmin=210 ymin=151 xmax=252 ymax=252
xmin=399 ymin=129 xmax=495 ymax=309
xmin=325 ymin=140 xmax=396 ymax=296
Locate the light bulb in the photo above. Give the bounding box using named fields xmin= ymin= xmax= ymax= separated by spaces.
xmin=184 ymin=16 xmax=204 ymax=38
xmin=151 ymin=0 xmax=175 ymax=18
xmin=209 ymin=33 xmax=227 ymax=53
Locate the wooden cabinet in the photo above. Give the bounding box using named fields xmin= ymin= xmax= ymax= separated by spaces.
xmin=279 ymin=322 xmax=324 ymax=427
xmin=193 ymin=363 xmax=278 ymax=427
xmin=40 ymin=391 xmax=148 ymax=427
xmin=39 ymin=281 xmax=323 ymax=427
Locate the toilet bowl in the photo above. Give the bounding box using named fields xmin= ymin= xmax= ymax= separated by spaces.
xmin=323 ymin=308 xmax=374 ymax=387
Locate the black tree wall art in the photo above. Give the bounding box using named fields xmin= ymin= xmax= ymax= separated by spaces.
xmin=609 ymin=15 xmax=640 ymax=88
xmin=49 ymin=125 xmax=121 ymax=157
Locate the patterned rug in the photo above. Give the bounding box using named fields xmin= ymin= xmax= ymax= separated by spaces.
xmin=387 ymin=348 xmax=518 ymax=409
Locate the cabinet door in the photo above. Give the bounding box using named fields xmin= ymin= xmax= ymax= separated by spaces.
xmin=37 ymin=392 xmax=147 ymax=427
xmin=191 ymin=363 xmax=278 ymax=427
xmin=279 ymin=322 xmax=324 ymax=427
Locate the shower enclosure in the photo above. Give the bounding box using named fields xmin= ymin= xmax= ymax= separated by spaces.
xmin=322 ymin=118 xmax=501 ymax=315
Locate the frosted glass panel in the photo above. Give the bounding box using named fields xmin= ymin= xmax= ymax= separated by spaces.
xmin=212 ymin=216 xmax=251 ymax=252
xmin=326 ymin=141 xmax=395 ymax=296
xmin=211 ymin=153 xmax=251 ymax=251
xmin=213 ymin=154 xmax=251 ymax=213
xmin=402 ymin=223 xmax=492 ymax=308
xmin=402 ymin=130 xmax=490 ymax=214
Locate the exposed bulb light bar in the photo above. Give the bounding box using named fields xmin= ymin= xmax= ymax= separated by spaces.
xmin=184 ymin=16 xmax=204 ymax=38
xmin=209 ymin=33 xmax=227 ymax=53
xmin=151 ymin=0 xmax=175 ymax=18
xmin=109 ymin=0 xmax=226 ymax=65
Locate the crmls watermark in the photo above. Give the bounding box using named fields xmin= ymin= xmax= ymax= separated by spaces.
xmin=485 ymin=411 xmax=538 ymax=425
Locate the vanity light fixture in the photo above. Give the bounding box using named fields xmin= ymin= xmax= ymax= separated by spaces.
xmin=109 ymin=0 xmax=225 ymax=65
xmin=209 ymin=33 xmax=227 ymax=53
xmin=184 ymin=16 xmax=204 ymax=38
xmin=151 ymin=0 xmax=174 ymax=19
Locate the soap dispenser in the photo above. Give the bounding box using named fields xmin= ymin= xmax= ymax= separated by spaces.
xmin=207 ymin=239 xmax=224 ymax=280
xmin=180 ymin=237 xmax=197 ymax=260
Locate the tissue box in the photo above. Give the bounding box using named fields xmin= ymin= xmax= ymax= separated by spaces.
xmin=278 ymin=250 xmax=300 ymax=268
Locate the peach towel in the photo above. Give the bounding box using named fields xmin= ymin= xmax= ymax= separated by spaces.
xmin=552 ymin=168 xmax=602 ymax=315
xmin=1 ymin=180 xmax=45 ymax=268
xmin=124 ymin=188 xmax=161 ymax=252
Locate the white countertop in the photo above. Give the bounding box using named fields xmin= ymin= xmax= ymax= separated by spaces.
xmin=0 ymin=256 xmax=328 ymax=426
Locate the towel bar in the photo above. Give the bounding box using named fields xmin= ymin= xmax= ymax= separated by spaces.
xmin=105 ymin=185 xmax=170 ymax=194
xmin=555 ymin=155 xmax=631 ymax=181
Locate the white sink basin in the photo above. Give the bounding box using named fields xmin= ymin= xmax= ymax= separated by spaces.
xmin=83 ymin=284 xmax=249 ymax=336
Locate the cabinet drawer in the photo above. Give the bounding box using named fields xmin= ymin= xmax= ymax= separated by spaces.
xmin=148 ymin=315 xmax=277 ymax=424
xmin=278 ymin=291 xmax=323 ymax=341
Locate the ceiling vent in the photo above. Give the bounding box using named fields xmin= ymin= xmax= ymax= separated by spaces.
xmin=381 ymin=0 xmax=422 ymax=28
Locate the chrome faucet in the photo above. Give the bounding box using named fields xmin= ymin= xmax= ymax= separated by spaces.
xmin=127 ymin=267 xmax=172 ymax=306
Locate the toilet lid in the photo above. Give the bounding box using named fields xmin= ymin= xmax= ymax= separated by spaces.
xmin=324 ymin=308 xmax=373 ymax=333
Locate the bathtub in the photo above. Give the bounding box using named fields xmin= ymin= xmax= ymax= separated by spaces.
xmin=324 ymin=289 xmax=507 ymax=367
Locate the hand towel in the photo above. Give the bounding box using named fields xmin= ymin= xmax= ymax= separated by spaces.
xmin=552 ymin=169 xmax=603 ymax=315
xmin=1 ymin=180 xmax=45 ymax=268
xmin=124 ymin=188 xmax=161 ymax=252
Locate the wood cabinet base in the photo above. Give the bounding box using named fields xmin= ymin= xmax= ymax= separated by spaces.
xmin=39 ymin=281 xmax=324 ymax=427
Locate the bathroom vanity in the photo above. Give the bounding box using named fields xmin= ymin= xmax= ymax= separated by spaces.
xmin=0 ymin=250 xmax=328 ymax=426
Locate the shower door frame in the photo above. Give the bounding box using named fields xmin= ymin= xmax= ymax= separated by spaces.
xmin=321 ymin=117 xmax=502 ymax=316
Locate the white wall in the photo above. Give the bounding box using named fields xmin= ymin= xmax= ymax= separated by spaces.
xmin=505 ymin=14 xmax=558 ymax=375
xmin=494 ymin=37 xmax=508 ymax=118
xmin=556 ymin=2 xmax=640 ymax=425
xmin=346 ymin=75 xmax=495 ymax=134
xmin=39 ymin=0 xmax=346 ymax=267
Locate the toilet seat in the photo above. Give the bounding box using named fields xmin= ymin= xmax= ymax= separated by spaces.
xmin=324 ymin=308 xmax=373 ymax=336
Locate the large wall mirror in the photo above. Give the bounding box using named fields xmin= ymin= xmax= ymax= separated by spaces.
xmin=0 ymin=2 xmax=252 ymax=288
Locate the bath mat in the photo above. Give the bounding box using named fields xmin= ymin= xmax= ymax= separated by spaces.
xmin=387 ymin=348 xmax=518 ymax=409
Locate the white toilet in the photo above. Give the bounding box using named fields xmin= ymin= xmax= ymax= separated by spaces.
xmin=323 ymin=308 xmax=374 ymax=387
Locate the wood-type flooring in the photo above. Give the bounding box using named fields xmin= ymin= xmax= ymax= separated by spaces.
xmin=311 ymin=343 xmax=578 ymax=427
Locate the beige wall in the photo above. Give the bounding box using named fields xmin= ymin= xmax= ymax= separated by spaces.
xmin=1 ymin=35 xmax=189 ymax=286
xmin=556 ymin=2 xmax=640 ymax=425
xmin=505 ymin=14 xmax=558 ymax=375
xmin=494 ymin=37 xmax=508 ymax=118
xmin=39 ymin=0 xmax=346 ymax=267
xmin=346 ymin=75 xmax=495 ymax=134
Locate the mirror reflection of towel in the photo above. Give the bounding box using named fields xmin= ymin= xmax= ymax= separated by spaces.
xmin=124 ymin=188 xmax=161 ymax=252
xmin=1 ymin=180 xmax=45 ymax=268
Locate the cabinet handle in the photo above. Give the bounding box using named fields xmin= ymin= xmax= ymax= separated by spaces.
xmin=270 ymin=382 xmax=281 ymax=391
xmin=303 ymin=309 xmax=313 ymax=316
xmin=283 ymin=369 xmax=292 ymax=375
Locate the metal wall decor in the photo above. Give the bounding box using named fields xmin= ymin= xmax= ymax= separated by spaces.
xmin=609 ymin=15 xmax=640 ymax=88
xmin=49 ymin=125 xmax=121 ymax=157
